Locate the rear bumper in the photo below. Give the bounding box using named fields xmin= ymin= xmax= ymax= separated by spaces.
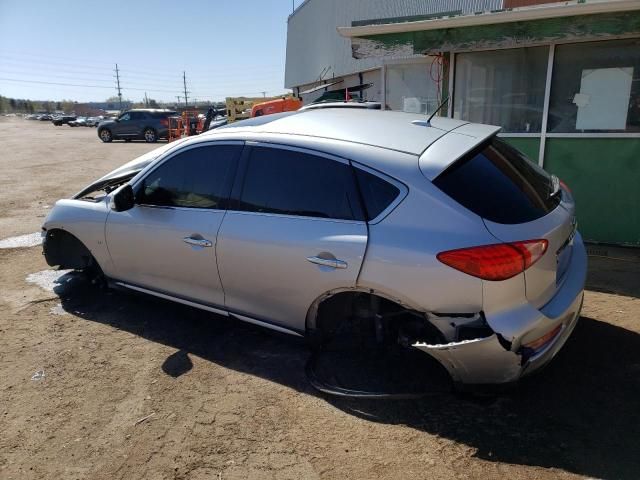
xmin=414 ymin=232 xmax=587 ymax=386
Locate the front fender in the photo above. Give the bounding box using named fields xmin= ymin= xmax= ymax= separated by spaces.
xmin=42 ymin=198 xmax=114 ymax=275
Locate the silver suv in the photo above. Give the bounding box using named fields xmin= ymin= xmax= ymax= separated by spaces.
xmin=42 ymin=109 xmax=586 ymax=388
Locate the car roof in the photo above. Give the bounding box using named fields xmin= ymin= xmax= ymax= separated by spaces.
xmin=126 ymin=108 xmax=175 ymax=113
xmin=206 ymin=109 xmax=498 ymax=156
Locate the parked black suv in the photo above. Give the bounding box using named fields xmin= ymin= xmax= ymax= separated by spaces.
xmin=52 ymin=115 xmax=77 ymax=126
xmin=97 ymin=109 xmax=176 ymax=143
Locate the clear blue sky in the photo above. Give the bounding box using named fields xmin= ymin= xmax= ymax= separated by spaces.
xmin=0 ymin=0 xmax=296 ymax=103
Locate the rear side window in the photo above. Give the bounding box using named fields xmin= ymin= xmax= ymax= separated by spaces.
xmin=354 ymin=168 xmax=400 ymax=220
xmin=152 ymin=111 xmax=175 ymax=118
xmin=237 ymin=147 xmax=364 ymax=220
xmin=433 ymin=137 xmax=560 ymax=224
xmin=137 ymin=145 xmax=240 ymax=209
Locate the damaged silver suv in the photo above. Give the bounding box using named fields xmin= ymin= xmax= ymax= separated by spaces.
xmin=41 ymin=109 xmax=586 ymax=389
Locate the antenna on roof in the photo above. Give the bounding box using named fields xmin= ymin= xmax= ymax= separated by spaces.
xmin=425 ymin=96 xmax=449 ymax=127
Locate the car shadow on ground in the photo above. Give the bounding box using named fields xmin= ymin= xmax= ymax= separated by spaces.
xmin=53 ymin=273 xmax=640 ymax=480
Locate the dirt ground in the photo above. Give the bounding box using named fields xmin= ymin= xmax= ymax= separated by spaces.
xmin=1 ymin=117 xmax=639 ymax=480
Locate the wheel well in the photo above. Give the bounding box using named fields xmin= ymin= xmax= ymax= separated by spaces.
xmin=306 ymin=290 xmax=445 ymax=349
xmin=43 ymin=229 xmax=96 ymax=270
xmin=99 ymin=127 xmax=112 ymax=137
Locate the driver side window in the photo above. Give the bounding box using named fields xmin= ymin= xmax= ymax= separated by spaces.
xmin=119 ymin=113 xmax=130 ymax=121
xmin=137 ymin=145 xmax=241 ymax=209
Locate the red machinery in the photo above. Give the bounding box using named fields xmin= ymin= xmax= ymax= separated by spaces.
xmin=167 ymin=110 xmax=204 ymax=142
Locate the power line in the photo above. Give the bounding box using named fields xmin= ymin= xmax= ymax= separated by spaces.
xmin=0 ymin=77 xmax=182 ymax=94
xmin=0 ymin=54 xmax=284 ymax=76
xmin=0 ymin=75 xmax=292 ymax=101
xmin=0 ymin=49 xmax=285 ymax=74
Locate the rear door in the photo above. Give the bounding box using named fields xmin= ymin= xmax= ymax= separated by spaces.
xmin=433 ymin=137 xmax=574 ymax=308
xmin=216 ymin=144 xmax=368 ymax=332
xmin=105 ymin=142 xmax=242 ymax=306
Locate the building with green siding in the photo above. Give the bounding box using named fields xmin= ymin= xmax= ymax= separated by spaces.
xmin=286 ymin=0 xmax=640 ymax=246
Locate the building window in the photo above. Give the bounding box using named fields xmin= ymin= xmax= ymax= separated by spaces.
xmin=548 ymin=39 xmax=640 ymax=133
xmin=385 ymin=63 xmax=440 ymax=114
xmin=453 ymin=47 xmax=548 ymax=133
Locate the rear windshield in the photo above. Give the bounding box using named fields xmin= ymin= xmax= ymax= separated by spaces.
xmin=433 ymin=137 xmax=560 ymax=224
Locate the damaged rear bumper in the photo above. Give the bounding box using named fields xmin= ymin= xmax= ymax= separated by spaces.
xmin=413 ymin=291 xmax=582 ymax=386
xmin=414 ymin=235 xmax=587 ymax=387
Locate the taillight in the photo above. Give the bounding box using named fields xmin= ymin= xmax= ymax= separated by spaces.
xmin=160 ymin=118 xmax=168 ymax=127
xmin=437 ymin=239 xmax=548 ymax=281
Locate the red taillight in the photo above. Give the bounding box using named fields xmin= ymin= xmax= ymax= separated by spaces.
xmin=437 ymin=239 xmax=548 ymax=281
xmin=160 ymin=118 xmax=168 ymax=127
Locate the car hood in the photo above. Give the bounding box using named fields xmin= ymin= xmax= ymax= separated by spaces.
xmin=98 ymin=119 xmax=116 ymax=127
xmin=73 ymin=140 xmax=186 ymax=199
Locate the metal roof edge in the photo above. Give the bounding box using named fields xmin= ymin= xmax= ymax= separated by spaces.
xmin=338 ymin=0 xmax=640 ymax=38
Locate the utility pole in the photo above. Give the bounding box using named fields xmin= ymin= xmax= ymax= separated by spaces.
xmin=182 ymin=71 xmax=189 ymax=107
xmin=114 ymin=63 xmax=123 ymax=110
xmin=144 ymin=92 xmax=149 ymax=107
xmin=261 ymin=91 xmax=266 ymax=98
xmin=176 ymin=95 xmax=182 ymax=107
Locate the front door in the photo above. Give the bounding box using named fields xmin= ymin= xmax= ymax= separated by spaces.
xmin=216 ymin=144 xmax=368 ymax=332
xmin=114 ymin=111 xmax=142 ymax=137
xmin=105 ymin=142 xmax=243 ymax=306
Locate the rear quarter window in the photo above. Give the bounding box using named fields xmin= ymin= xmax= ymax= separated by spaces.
xmin=433 ymin=137 xmax=560 ymax=224
xmin=354 ymin=168 xmax=401 ymax=220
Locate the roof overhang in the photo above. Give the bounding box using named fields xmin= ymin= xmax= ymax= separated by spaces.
xmin=338 ymin=0 xmax=640 ymax=38
xmin=299 ymin=80 xmax=343 ymax=95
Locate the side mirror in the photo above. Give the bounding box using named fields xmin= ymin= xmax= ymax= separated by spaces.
xmin=112 ymin=184 xmax=135 ymax=212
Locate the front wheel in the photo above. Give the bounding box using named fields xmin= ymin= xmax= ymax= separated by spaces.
xmin=99 ymin=128 xmax=113 ymax=143
xmin=143 ymin=128 xmax=157 ymax=143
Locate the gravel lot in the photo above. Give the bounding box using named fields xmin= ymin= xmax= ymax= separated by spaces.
xmin=1 ymin=117 xmax=639 ymax=480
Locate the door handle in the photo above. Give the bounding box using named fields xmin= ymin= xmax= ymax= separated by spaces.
xmin=306 ymin=256 xmax=348 ymax=269
xmin=183 ymin=236 xmax=213 ymax=248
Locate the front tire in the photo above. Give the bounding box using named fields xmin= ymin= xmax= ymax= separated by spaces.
xmin=99 ymin=128 xmax=113 ymax=142
xmin=143 ymin=128 xmax=157 ymax=143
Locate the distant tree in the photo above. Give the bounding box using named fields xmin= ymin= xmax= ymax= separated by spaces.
xmin=61 ymin=100 xmax=75 ymax=114
xmin=10 ymin=98 xmax=17 ymax=111
xmin=149 ymin=99 xmax=159 ymax=108
xmin=56 ymin=102 xmax=62 ymax=111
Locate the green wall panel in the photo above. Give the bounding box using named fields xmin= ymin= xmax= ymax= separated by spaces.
xmin=502 ymin=137 xmax=540 ymax=162
xmin=544 ymin=138 xmax=640 ymax=246
xmin=353 ymin=12 xmax=640 ymax=58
